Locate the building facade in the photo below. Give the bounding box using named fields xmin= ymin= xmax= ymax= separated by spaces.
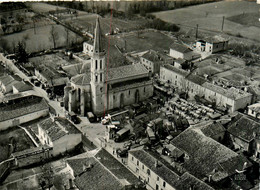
xmin=160 ymin=64 xmax=252 ymax=112
xmin=64 ymin=18 xmax=154 ymax=116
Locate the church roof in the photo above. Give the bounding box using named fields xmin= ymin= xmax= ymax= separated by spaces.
xmin=107 ymin=64 xmax=149 ymax=83
xmin=71 ymin=73 xmax=91 ymax=86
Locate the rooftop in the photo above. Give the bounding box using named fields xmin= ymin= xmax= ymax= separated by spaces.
xmin=67 ymin=157 xmax=123 ymax=190
xmin=248 ymin=103 xmax=260 ymax=113
xmin=67 ymin=148 xmax=140 ymax=190
xmin=175 ymin=172 xmax=214 ymax=190
xmin=94 ymin=148 xmax=139 ymax=185
xmin=198 ymin=122 xmax=226 ymax=138
xmin=171 ymin=127 xmax=251 ymax=181
xmin=0 ymin=96 xmax=49 ymax=122
xmin=13 ymin=81 xmax=33 ymax=92
xmin=162 ymin=64 xmax=189 ymax=76
xmin=71 ymin=73 xmax=91 ymax=86
xmin=202 ymin=82 xmax=252 ymax=100
xmin=170 ymin=43 xmax=192 ymax=53
xmin=142 ymin=50 xmax=161 ymax=62
xmin=227 ymin=113 xmax=260 ymax=142
xmin=107 ymin=64 xmax=149 ymax=83
xmin=129 ymin=148 xmax=180 ymax=187
xmin=130 ymin=148 xmax=214 ymax=190
xmin=186 ymin=74 xmax=207 ymax=85
xmin=39 ymin=118 xmax=67 ymax=141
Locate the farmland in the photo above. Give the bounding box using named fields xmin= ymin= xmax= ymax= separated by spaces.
xmin=112 ymin=30 xmax=176 ymax=54
xmin=152 ymin=1 xmax=260 ymax=43
xmin=2 ymin=24 xmax=82 ymax=53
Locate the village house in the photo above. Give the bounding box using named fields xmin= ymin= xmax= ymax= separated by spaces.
xmin=64 ymin=17 xmax=153 ymax=116
xmin=66 ymin=148 xmax=143 ymax=190
xmin=171 ymin=126 xmax=253 ymax=189
xmin=195 ymin=36 xmax=229 ymax=54
xmin=0 ymin=75 xmax=21 ymax=95
xmin=128 ymin=147 xmax=215 ymax=190
xmin=160 ymin=64 xmax=253 ymax=112
xmin=35 ymin=64 xmax=69 ymax=89
xmin=83 ymin=41 xmax=94 ymax=56
xmin=227 ymin=113 xmax=260 ymax=157
xmin=247 ymin=103 xmax=260 ymax=119
xmin=169 ymin=43 xmax=193 ymax=60
xmin=140 ymin=50 xmax=163 ymax=74
xmin=0 ymin=95 xmax=49 ymax=131
xmin=38 ymin=117 xmax=82 ymax=156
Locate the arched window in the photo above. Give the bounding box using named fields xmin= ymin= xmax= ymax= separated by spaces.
xmin=100 ymin=60 xmax=102 ymax=69
xmin=95 ymin=74 xmax=98 ymax=82
xmin=95 ymin=60 xmax=98 ymax=69
xmin=100 ymin=73 xmax=102 ymax=82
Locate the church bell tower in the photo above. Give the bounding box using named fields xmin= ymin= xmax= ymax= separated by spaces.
xmin=90 ymin=17 xmax=106 ymax=115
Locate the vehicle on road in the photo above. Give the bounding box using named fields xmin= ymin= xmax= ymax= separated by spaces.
xmin=114 ymin=128 xmax=130 ymax=142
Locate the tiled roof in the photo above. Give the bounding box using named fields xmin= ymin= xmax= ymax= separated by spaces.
xmin=186 ymin=74 xmax=207 ymax=85
xmin=67 ymin=157 xmax=123 ymax=190
xmin=227 ymin=113 xmax=260 ymax=142
xmin=170 ymin=43 xmax=192 ymax=53
xmin=162 ymin=64 xmax=189 ymax=76
xmin=107 ymin=64 xmax=149 ymax=82
xmin=199 ymin=122 xmax=226 ymax=138
xmin=39 ymin=118 xmax=67 ymax=141
xmin=54 ymin=117 xmax=81 ymax=134
xmin=175 ymin=172 xmax=215 ymax=190
xmin=171 ymin=127 xmax=250 ymax=181
xmin=129 ymin=148 xmax=180 ymax=187
xmin=202 ymin=82 xmax=252 ymax=100
xmin=0 ymin=96 xmax=49 ymax=122
xmin=67 ymin=148 xmax=140 ymax=190
xmin=71 ymin=73 xmax=91 ymax=86
xmin=13 ymin=81 xmax=33 ymax=92
xmin=142 ymin=50 xmax=161 ymax=62
xmin=0 ymin=75 xmax=15 ymax=86
xmin=94 ymin=148 xmax=139 ymax=184
xmin=175 ymin=58 xmax=186 ymax=64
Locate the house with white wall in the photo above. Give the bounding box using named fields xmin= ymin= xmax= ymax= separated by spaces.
xmin=38 ymin=117 xmax=82 ymax=156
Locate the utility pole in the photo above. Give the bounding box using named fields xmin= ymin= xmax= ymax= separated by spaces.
xmin=195 ymin=24 xmax=198 ymax=39
xmin=221 ymin=16 xmax=225 ymax=32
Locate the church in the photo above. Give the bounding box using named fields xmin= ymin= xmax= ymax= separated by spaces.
xmin=64 ymin=17 xmax=154 ymax=116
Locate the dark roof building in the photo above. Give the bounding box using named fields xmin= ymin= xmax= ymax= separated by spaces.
xmin=0 ymin=96 xmax=49 ymax=123
xmin=67 ymin=148 xmax=142 ymax=190
xmin=170 ymin=43 xmax=192 ymax=54
xmin=171 ymin=127 xmax=252 ymax=183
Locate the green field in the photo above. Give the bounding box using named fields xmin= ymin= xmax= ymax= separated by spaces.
xmin=2 ymin=23 xmax=83 ymax=53
xmin=152 ymin=1 xmax=260 ymax=42
xmin=112 ymin=30 xmax=176 ymax=53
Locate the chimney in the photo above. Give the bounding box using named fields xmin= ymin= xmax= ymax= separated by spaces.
xmin=242 ymin=162 xmax=247 ymax=171
xmin=208 ymin=175 xmax=212 ymax=182
xmin=69 ymin=179 xmax=73 ymax=189
xmin=83 ymin=164 xmax=86 ymax=172
xmin=155 ymin=160 xmax=159 ymax=168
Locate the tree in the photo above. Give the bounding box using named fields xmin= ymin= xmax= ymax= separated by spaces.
xmin=16 ymin=41 xmax=28 ymax=63
xmin=39 ymin=164 xmax=54 ymax=190
xmin=49 ymin=25 xmax=59 ymax=49
xmin=0 ymin=38 xmax=9 ymax=53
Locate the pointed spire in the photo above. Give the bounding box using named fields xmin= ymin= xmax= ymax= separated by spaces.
xmin=93 ymin=16 xmax=102 ymax=54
